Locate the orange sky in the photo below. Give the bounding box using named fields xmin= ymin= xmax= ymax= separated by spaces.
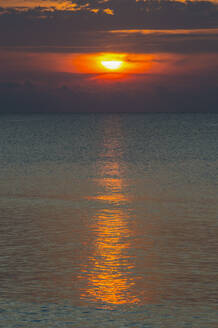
xmin=1 ymin=50 xmax=218 ymax=77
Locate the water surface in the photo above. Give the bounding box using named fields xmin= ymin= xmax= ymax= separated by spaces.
xmin=0 ymin=114 xmax=217 ymax=327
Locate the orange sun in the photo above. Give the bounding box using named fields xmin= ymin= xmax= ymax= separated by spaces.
xmin=101 ymin=60 xmax=123 ymax=71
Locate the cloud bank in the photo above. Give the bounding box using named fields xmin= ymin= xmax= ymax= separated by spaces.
xmin=0 ymin=0 xmax=218 ymax=48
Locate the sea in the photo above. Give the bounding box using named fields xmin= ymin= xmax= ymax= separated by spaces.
xmin=0 ymin=113 xmax=217 ymax=327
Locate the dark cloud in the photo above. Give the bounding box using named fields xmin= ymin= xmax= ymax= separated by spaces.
xmin=1 ymin=28 xmax=218 ymax=54
xmin=0 ymin=81 xmax=21 ymax=88
xmin=0 ymin=1 xmax=218 ymax=48
xmin=0 ymin=68 xmax=218 ymax=113
xmin=104 ymin=28 xmax=218 ymax=54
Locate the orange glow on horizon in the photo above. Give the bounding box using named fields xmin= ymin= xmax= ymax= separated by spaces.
xmin=5 ymin=50 xmax=218 ymax=85
xmin=1 ymin=50 xmax=190 ymax=80
xmin=70 ymin=52 xmax=156 ymax=79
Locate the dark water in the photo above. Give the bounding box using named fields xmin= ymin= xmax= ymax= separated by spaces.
xmin=0 ymin=114 xmax=217 ymax=327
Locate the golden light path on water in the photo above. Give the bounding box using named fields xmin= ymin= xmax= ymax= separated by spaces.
xmin=80 ymin=119 xmax=139 ymax=306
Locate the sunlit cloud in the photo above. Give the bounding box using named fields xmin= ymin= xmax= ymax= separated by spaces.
xmin=1 ymin=0 xmax=218 ymax=13
xmin=0 ymin=1 xmax=78 ymax=11
xmin=1 ymin=0 xmax=218 ymax=38
xmin=103 ymin=8 xmax=114 ymax=15
xmin=136 ymin=0 xmax=218 ymax=3
xmin=0 ymin=0 xmax=115 ymax=14
xmin=109 ymin=28 xmax=218 ymax=36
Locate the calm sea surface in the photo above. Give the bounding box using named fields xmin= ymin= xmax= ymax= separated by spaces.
xmin=0 ymin=113 xmax=217 ymax=327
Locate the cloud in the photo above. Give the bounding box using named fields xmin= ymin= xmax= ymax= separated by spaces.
xmin=0 ymin=81 xmax=21 ymax=88
xmin=106 ymin=28 xmax=218 ymax=54
xmin=0 ymin=0 xmax=116 ymax=14
xmin=1 ymin=27 xmax=218 ymax=53
xmin=0 ymin=1 xmax=218 ymax=50
xmin=0 ymin=0 xmax=218 ymax=51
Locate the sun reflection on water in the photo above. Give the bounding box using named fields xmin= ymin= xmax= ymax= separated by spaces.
xmin=80 ymin=118 xmax=138 ymax=305
xmin=82 ymin=208 xmax=138 ymax=305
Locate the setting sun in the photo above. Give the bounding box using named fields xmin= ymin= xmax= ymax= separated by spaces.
xmin=101 ymin=60 xmax=123 ymax=70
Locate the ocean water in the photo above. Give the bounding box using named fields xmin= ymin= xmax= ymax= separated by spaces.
xmin=0 ymin=113 xmax=217 ymax=327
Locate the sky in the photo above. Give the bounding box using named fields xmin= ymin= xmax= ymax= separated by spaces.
xmin=0 ymin=0 xmax=218 ymax=113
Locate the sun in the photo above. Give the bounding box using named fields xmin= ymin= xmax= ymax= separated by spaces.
xmin=101 ymin=60 xmax=123 ymax=71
